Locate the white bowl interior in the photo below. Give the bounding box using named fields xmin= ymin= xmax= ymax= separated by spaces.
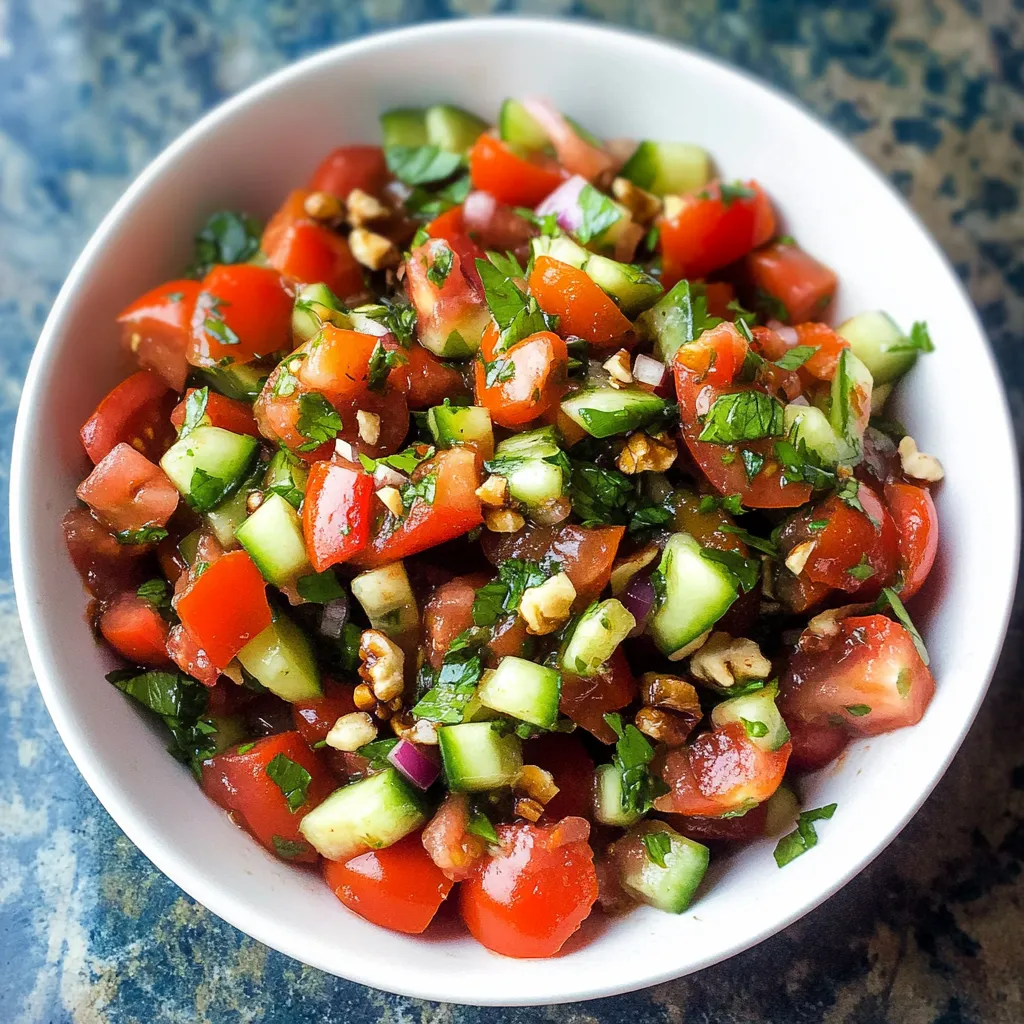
xmin=11 ymin=19 xmax=1019 ymax=1006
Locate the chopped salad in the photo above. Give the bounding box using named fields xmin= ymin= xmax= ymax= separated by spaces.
xmin=65 ymin=97 xmax=941 ymax=958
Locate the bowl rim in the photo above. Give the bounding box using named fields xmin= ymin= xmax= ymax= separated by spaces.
xmin=10 ymin=15 xmax=1020 ymax=1005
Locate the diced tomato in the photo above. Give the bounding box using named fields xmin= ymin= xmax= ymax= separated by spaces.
xmin=188 ymin=265 xmax=293 ymax=368
xmin=354 ymin=448 xmax=483 ymax=568
xmin=175 ymin=550 xmax=272 ymax=668
xmin=166 ymin=623 xmax=221 ymax=687
xmin=80 ymin=371 xmax=177 ymax=465
xmin=745 ymin=240 xmax=837 ymax=325
xmin=117 ymin=281 xmax=200 ymax=391
xmin=468 ymin=134 xmax=567 ymax=208
xmin=460 ymin=818 xmax=598 ymax=958
xmin=263 ymin=189 xmax=364 ymax=301
xmin=62 ymin=508 xmax=147 ymax=599
xmin=703 ymin=281 xmax=737 ymax=320
xmin=296 ymin=324 xmax=382 ymax=406
xmin=482 ymin=523 xmax=625 ymax=601
xmin=784 ymin=717 xmax=849 ymax=773
xmin=524 ymin=733 xmax=595 ymax=820
xmin=656 ymin=723 xmax=791 ymax=816
xmin=558 ymin=648 xmax=637 ymax=744
xmin=201 ymin=731 xmax=335 ymax=861
xmin=660 ymin=180 xmax=775 ymax=287
xmin=884 ymin=481 xmax=939 ymax=601
xmin=423 ymin=573 xmax=485 ymax=670
xmin=528 ymin=256 xmax=632 ymax=347
xmin=302 ymin=460 xmax=375 ymax=571
xmin=405 ymin=343 xmax=468 ymax=409
xmin=667 ymin=802 xmax=770 ymax=843
xmin=421 ymin=792 xmax=486 ymax=882
xmin=672 ymin=323 xmax=811 ymax=508
xmin=325 ymin=832 xmax=454 ymax=934
xmin=335 ymin=387 xmax=411 ymax=461
xmin=426 ymin=206 xmax=487 ymax=290
xmin=781 ymin=482 xmax=898 ymax=594
xmin=474 ymin=328 xmax=568 ymax=428
xmin=780 ymin=614 xmax=935 ymax=736
xmin=76 ymin=443 xmax=179 ymax=534
xmin=308 ymin=145 xmax=389 ymax=198
xmin=486 ymin=612 xmax=531 ymax=664
xmin=99 ymin=592 xmax=171 ymax=665
xmin=672 ymin=488 xmax=749 ymax=554
xmin=404 ymin=239 xmax=490 ymax=357
xmin=170 ymin=388 xmax=259 ymax=438
xmin=773 ymin=568 xmax=833 ymax=615
xmin=292 ymin=679 xmax=358 ymax=746
xmin=794 ymin=322 xmax=850 ymax=382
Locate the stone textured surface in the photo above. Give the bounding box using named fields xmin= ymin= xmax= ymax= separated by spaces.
xmin=2 ymin=2 xmax=1023 ymax=1021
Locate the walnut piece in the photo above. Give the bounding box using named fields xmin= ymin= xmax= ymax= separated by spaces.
xmin=690 ymin=631 xmax=772 ymax=690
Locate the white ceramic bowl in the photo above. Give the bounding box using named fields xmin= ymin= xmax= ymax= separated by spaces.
xmin=11 ymin=17 xmax=1019 ymax=1006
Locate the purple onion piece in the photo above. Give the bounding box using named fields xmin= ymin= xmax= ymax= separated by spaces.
xmin=387 ymin=739 xmax=441 ymax=791
xmin=534 ymin=174 xmax=588 ymax=232
xmin=622 ymin=568 xmax=656 ymax=636
xmin=632 ymin=353 xmax=668 ymax=396
xmin=319 ymin=594 xmax=350 ymax=640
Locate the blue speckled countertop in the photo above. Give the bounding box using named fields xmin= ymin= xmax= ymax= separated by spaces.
xmin=2 ymin=2 xmax=1023 ymax=1021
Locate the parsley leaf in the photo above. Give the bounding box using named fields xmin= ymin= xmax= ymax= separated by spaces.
xmin=265 ymin=753 xmax=312 ymax=813
xmin=356 ymin=297 xmax=417 ymax=347
xmin=883 ymin=320 xmax=934 ymax=355
xmin=475 ymin=254 xmax=554 ymax=353
xmin=698 ymin=391 xmax=785 ymax=445
xmin=844 ymin=704 xmax=872 ymax=717
xmin=114 ymin=526 xmax=169 ymax=545
xmin=575 ymin=183 xmax=623 ymax=244
xmin=742 ymin=718 xmax=769 ymax=738
xmin=755 ymin=288 xmax=790 ymax=323
xmin=367 ymin=340 xmax=408 ymax=393
xmin=356 ymin=738 xmax=400 ymax=771
xmin=410 ymin=649 xmax=482 ymax=724
xmin=399 ymin=473 xmax=437 ymax=513
xmin=358 ymin=445 xmax=436 ymax=475
xmin=774 ymin=345 xmax=819 ymax=371
xmin=876 ymin=587 xmax=930 ymax=665
xmin=466 ymin=806 xmax=499 ymax=845
xmin=741 ymin=448 xmax=765 ymax=483
xmin=296 ymin=569 xmax=346 ymax=604
xmin=569 ymin=461 xmax=633 ymax=526
xmin=187 ymin=468 xmax=228 ymax=512
xmin=272 ymin=835 xmax=313 ymax=860
xmin=180 ymin=387 xmax=210 ymax=437
xmin=846 ymin=553 xmax=876 ymax=581
xmin=774 ymin=804 xmax=837 ymax=867
xmin=774 ymin=438 xmax=840 ymax=492
xmin=189 ymin=210 xmax=262 ymax=277
xmin=700 ymin=548 xmax=761 ymax=592
xmin=603 ymin=712 xmax=667 ymax=817
xmin=426 ymin=245 xmax=454 ymax=288
xmin=718 ymin=181 xmax=756 ymax=207
xmin=296 ymin=393 xmax=343 ymax=452
xmin=137 ymin=578 xmax=172 ymax=611
xmin=403 ymin=173 xmax=471 ymax=217
xmin=720 ymin=524 xmax=778 ymax=556
xmin=641 ymin=830 xmax=672 ymax=868
xmin=384 ymin=144 xmax=463 ymax=186
xmin=472 ymin=559 xmax=554 ymax=627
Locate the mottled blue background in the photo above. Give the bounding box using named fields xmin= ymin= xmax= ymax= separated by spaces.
xmin=2 ymin=2 xmax=1024 ymax=1021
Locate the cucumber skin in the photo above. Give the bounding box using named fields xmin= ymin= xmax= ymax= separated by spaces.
xmin=560 ymin=386 xmax=669 ymax=439
xmin=425 ymin=104 xmax=487 ymax=153
xmin=561 ymin=599 xmax=635 ymax=677
xmin=620 ymin=141 xmax=711 ymax=196
xmin=498 ymin=98 xmax=549 ymax=150
xmin=593 ymin=764 xmax=642 ymax=826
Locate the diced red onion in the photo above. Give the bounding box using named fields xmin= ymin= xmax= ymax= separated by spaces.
xmin=334 ymin=439 xmax=357 ymax=462
xmin=388 ymin=739 xmax=441 ymax=791
xmin=768 ymin=321 xmax=799 ymax=347
xmin=373 ymin=464 xmax=407 ymax=488
xmin=535 ymin=175 xmax=589 ymax=233
xmin=622 ymin=569 xmax=656 ymax=635
xmin=319 ymin=595 xmax=349 ymax=639
xmin=789 ymin=395 xmax=810 ymax=407
xmin=632 ymin=354 xmax=670 ymax=396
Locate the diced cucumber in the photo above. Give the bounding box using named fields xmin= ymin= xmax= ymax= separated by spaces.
xmin=235 ymin=493 xmax=311 ymax=586
xmin=763 ymin=783 xmax=799 ymax=836
xmin=298 ymin=768 xmax=427 ymax=861
xmin=784 ymin=404 xmax=845 ymax=467
xmin=649 ymin=533 xmax=739 ymax=657
xmin=531 ymin=236 xmax=663 ymax=316
xmin=561 ymin=386 xmax=669 ymax=439
xmin=476 ymin=657 xmax=561 ymax=730
xmin=263 ymin=449 xmax=308 ymax=510
xmin=203 ymin=461 xmax=261 ymax=549
xmin=619 ymin=141 xmax=711 ymax=197
xmin=711 ymin=681 xmax=791 ymax=752
xmin=160 ymin=425 xmax=259 ymax=512
xmin=236 ymin=614 xmax=321 ymax=702
xmin=194 ymin=361 xmax=268 ymax=402
xmin=836 ymin=310 xmax=914 ymax=385
xmin=425 ymin=104 xmax=487 ymax=153
xmin=350 ymin=561 xmax=418 ymax=637
xmin=292 ymin=282 xmax=351 ymax=345
xmin=498 ymin=98 xmax=549 ymax=150
xmin=427 ymin=404 xmax=494 ymax=452
xmin=634 ymin=280 xmax=704 ymax=363
xmin=561 ymin=599 xmax=635 ymax=677
xmin=485 ymin=427 xmax=567 ymax=511
xmin=618 ymin=822 xmax=710 ymax=914
xmin=829 ymin=349 xmax=873 ymax=457
xmin=593 ymin=763 xmax=642 ymax=827
xmin=380 ymin=107 xmax=428 ymax=148
xmin=438 ymin=722 xmax=523 ymax=792
xmin=178 ymin=529 xmax=201 ymax=567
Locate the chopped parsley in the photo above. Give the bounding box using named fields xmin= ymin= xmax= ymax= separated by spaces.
xmin=180 ymin=386 xmax=209 ymax=437
xmin=186 ymin=467 xmax=228 ymax=512
xmin=883 ymin=320 xmax=934 ymax=355
xmin=272 ymin=836 xmax=313 ymax=860
xmin=466 ymin=806 xmax=499 ymax=845
xmin=718 ymin=181 xmax=756 ymax=207
xmin=473 ymin=558 xmax=555 ymax=627
xmin=295 ymin=569 xmax=346 ymax=604
xmin=410 ymin=647 xmax=483 ymax=725
xmin=399 ymin=472 xmax=437 ymax=513
xmin=641 ymin=830 xmax=672 ymax=868
xmin=356 ymin=738 xmax=400 ymax=771
xmin=137 ymin=578 xmax=172 ymax=610
xmin=265 ymin=753 xmax=312 ymax=813
xmin=700 ymin=547 xmax=761 ymax=592
xmin=114 ymin=526 xmax=169 ymax=545
xmin=295 ymin=393 xmax=343 ymax=452
xmin=603 ymin=712 xmax=667 ymax=817
xmin=357 ymin=297 xmax=417 ymax=347
xmin=844 ymin=704 xmax=872 ymax=717
xmin=426 ymin=245 xmax=455 ymax=288
xmin=741 ymin=448 xmax=765 ymax=483
xmin=384 ymin=144 xmax=463 ymax=186
xmin=698 ymin=391 xmax=785 ymax=445
xmin=875 ymin=586 xmax=930 ymax=665
xmin=774 ymin=803 xmax=837 ymax=867
xmin=475 ymin=252 xmax=556 ymax=352
xmin=575 ymin=183 xmax=623 ymax=244
xmin=846 ymin=553 xmax=876 ymax=581
xmin=774 ymin=345 xmax=819 ymax=371
xmin=189 ymin=210 xmax=262 ymax=277
xmin=358 ymin=444 xmax=435 ymax=476
xmin=742 ymin=718 xmax=769 ymax=738
xmin=367 ymin=340 xmax=408 ymax=393
xmin=720 ymin=525 xmax=778 ymax=556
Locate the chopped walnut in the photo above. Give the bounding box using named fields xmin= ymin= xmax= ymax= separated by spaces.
xmin=484 ymin=508 xmax=525 ymax=533
xmin=640 ymin=672 xmax=702 ymax=717
xmin=325 ymin=712 xmax=378 ymax=752
xmin=356 ymin=409 xmax=381 ymax=445
xmin=518 ymin=572 xmax=577 ymax=635
xmin=898 ymin=436 xmax=945 ymax=482
xmin=303 ymin=190 xmax=344 ymax=222
xmin=353 ymin=683 xmax=376 ymax=711
xmin=346 ymin=187 xmax=390 ymax=227
xmin=611 ymin=177 xmax=663 ymax=225
xmin=349 ymin=227 xmax=400 ymax=270
xmin=513 ymin=765 xmax=560 ymax=805
xmin=616 ymin=431 xmax=677 ymax=474
xmin=690 ymin=631 xmax=772 ymax=690
xmin=609 ymin=544 xmax=661 ymax=596
xmin=514 ymin=797 xmax=545 ymax=823
xmin=634 ymin=706 xmax=694 ymax=747
xmin=804 ymin=603 xmax=871 ymax=643
xmin=785 ymin=539 xmax=817 ymax=576
xmin=602 ymin=348 xmax=634 ymax=386
xmin=375 ymin=485 xmax=404 ymax=518
xmin=358 ymin=629 xmax=405 ymax=703
xmin=475 ymin=474 xmax=509 ymax=508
